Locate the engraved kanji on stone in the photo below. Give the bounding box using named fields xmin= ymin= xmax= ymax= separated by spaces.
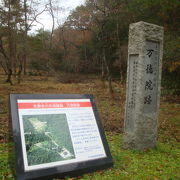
xmin=147 ymin=49 xmax=154 ymax=57
xmin=144 ymin=95 xmax=152 ymax=104
xmin=145 ymin=80 xmax=153 ymax=90
xmin=146 ymin=64 xmax=153 ymax=74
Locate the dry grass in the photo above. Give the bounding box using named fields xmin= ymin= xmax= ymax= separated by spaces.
xmin=0 ymin=73 xmax=179 ymax=143
xmin=0 ymin=73 xmax=125 ymax=142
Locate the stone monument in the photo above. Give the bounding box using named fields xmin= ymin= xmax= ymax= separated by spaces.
xmin=123 ymin=21 xmax=164 ymax=150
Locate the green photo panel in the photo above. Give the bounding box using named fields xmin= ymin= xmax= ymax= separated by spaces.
xmin=23 ymin=114 xmax=75 ymax=166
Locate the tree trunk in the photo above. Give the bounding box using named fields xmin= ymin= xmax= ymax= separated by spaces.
xmin=61 ymin=27 xmax=67 ymax=57
xmin=108 ymin=75 xmax=113 ymax=94
xmin=7 ymin=0 xmax=13 ymax=84
xmin=17 ymin=64 xmax=22 ymax=84
xmin=6 ymin=68 xmax=13 ymax=85
xmin=23 ymin=0 xmax=28 ymax=75
xmin=102 ymin=47 xmax=113 ymax=94
xmin=0 ymin=62 xmax=8 ymax=75
xmin=101 ymin=58 xmax=105 ymax=80
xmin=116 ymin=16 xmax=124 ymax=83
xmin=23 ymin=51 xmax=27 ymax=75
xmin=12 ymin=39 xmax=17 ymax=75
xmin=47 ymin=0 xmax=55 ymax=74
xmin=120 ymin=69 xmax=123 ymax=83
xmin=83 ymin=30 xmax=88 ymax=62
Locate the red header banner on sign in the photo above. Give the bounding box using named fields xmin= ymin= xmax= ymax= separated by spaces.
xmin=18 ymin=102 xmax=92 ymax=109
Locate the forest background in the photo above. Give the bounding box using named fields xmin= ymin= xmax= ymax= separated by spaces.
xmin=0 ymin=0 xmax=179 ymax=91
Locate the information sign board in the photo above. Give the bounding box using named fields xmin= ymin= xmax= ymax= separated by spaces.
xmin=10 ymin=94 xmax=113 ymax=180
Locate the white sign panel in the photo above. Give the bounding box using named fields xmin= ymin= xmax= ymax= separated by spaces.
xmin=17 ymin=99 xmax=106 ymax=171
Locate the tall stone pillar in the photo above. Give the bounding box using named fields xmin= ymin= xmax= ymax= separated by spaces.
xmin=123 ymin=21 xmax=164 ymax=150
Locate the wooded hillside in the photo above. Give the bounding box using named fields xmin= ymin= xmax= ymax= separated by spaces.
xmin=0 ymin=0 xmax=179 ymax=93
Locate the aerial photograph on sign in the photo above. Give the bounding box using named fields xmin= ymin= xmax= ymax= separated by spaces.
xmin=22 ymin=114 xmax=75 ymax=166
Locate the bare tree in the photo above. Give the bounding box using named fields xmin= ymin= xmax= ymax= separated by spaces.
xmin=21 ymin=0 xmax=49 ymax=76
xmin=0 ymin=0 xmax=22 ymax=84
xmin=48 ymin=0 xmax=55 ymax=50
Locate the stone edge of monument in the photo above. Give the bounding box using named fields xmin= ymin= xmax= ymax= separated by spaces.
xmin=123 ymin=21 xmax=164 ymax=150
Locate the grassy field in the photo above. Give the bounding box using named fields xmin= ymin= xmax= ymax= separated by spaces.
xmin=0 ymin=73 xmax=179 ymax=179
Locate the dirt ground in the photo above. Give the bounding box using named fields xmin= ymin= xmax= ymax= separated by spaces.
xmin=0 ymin=73 xmax=179 ymax=143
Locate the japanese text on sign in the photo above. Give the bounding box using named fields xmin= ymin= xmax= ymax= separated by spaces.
xmin=143 ymin=41 xmax=160 ymax=113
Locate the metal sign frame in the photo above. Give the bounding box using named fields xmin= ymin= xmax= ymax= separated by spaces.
xmin=10 ymin=94 xmax=113 ymax=180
